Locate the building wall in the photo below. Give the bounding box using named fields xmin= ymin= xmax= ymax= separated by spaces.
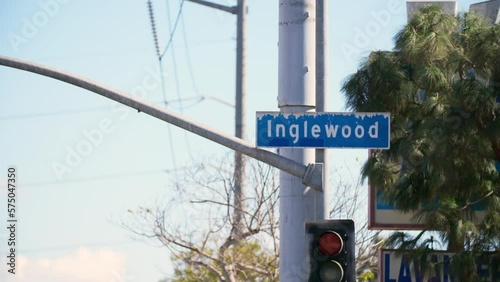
xmin=407 ymin=0 xmax=458 ymax=22
xmin=470 ymin=0 xmax=500 ymax=24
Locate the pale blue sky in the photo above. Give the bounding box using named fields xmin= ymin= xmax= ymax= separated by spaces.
xmin=0 ymin=0 xmax=479 ymax=281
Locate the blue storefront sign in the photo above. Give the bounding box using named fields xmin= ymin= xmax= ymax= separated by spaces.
xmin=380 ymin=250 xmax=500 ymax=282
xmin=370 ymin=157 xmax=496 ymax=230
xmin=256 ymin=112 xmax=390 ymax=149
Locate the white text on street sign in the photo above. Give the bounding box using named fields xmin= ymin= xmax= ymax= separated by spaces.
xmin=256 ymin=112 xmax=390 ymax=148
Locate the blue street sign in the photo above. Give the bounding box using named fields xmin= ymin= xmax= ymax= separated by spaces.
xmin=256 ymin=112 xmax=390 ymax=148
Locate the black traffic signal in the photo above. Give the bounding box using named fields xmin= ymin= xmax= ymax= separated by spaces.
xmin=306 ymin=219 xmax=355 ymax=282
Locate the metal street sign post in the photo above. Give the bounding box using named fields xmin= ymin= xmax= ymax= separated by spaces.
xmin=256 ymin=112 xmax=390 ymax=149
xmin=257 ymin=111 xmax=390 ymax=280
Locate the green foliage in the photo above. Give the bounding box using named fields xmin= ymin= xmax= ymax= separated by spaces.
xmin=342 ymin=5 xmax=500 ymax=279
xmin=359 ymin=271 xmax=376 ymax=282
xmin=170 ymin=241 xmax=278 ymax=282
xmin=172 ymin=262 xmax=219 ymax=282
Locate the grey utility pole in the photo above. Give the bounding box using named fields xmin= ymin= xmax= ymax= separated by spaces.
xmin=186 ymin=0 xmax=247 ymax=239
xmin=234 ymin=0 xmax=247 ymax=239
xmin=278 ymin=1 xmax=325 ymax=280
xmin=316 ymin=0 xmax=329 ymax=218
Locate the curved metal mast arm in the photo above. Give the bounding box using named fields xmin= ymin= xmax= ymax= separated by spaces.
xmin=0 ymin=56 xmax=322 ymax=190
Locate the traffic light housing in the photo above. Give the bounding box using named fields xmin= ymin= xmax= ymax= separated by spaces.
xmin=306 ymin=219 xmax=355 ymax=282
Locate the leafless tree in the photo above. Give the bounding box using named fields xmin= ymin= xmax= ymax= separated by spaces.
xmin=123 ymin=155 xmax=280 ymax=281
xmin=123 ymin=155 xmax=380 ymax=281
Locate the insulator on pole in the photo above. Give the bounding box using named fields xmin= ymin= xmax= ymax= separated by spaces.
xmin=147 ymin=0 xmax=161 ymax=59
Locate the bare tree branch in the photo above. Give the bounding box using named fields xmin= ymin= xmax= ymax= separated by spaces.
xmin=186 ymin=260 xmax=226 ymax=281
xmin=122 ymin=156 xmax=376 ymax=281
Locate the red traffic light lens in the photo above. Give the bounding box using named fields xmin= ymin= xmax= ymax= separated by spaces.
xmin=318 ymin=231 xmax=343 ymax=256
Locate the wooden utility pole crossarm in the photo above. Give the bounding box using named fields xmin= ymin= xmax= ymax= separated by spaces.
xmin=0 ymin=56 xmax=323 ymax=190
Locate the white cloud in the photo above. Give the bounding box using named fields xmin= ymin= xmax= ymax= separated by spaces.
xmin=4 ymin=248 xmax=130 ymax=282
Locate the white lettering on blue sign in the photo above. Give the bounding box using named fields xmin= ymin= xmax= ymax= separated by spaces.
xmin=384 ymin=253 xmax=455 ymax=282
xmin=256 ymin=112 xmax=390 ymax=149
xmin=382 ymin=251 xmax=500 ymax=282
xmin=265 ymin=120 xmax=379 ymax=143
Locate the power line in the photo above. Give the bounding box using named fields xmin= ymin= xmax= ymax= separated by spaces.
xmin=161 ymin=0 xmax=181 ymax=175
xmin=29 ymin=48 xmax=152 ymax=62
xmin=0 ymin=106 xmax=111 ymax=120
xmin=19 ymin=241 xmax=134 ymax=254
xmin=147 ymin=0 xmax=180 ymax=177
xmin=159 ymin=0 xmax=185 ymax=60
xmin=165 ymin=0 xmax=184 ymax=114
xmin=157 ymin=62 xmax=178 ymax=171
xmin=22 ymin=168 xmax=180 ymax=188
xmin=180 ymin=10 xmax=201 ymax=97
xmin=165 ymin=0 xmax=194 ymax=159
xmin=0 ymin=96 xmax=233 ymax=120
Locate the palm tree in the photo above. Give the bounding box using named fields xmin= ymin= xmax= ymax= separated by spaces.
xmin=342 ymin=5 xmax=500 ymax=279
